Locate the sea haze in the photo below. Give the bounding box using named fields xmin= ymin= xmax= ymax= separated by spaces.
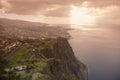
xmin=68 ymin=24 xmax=120 ymax=80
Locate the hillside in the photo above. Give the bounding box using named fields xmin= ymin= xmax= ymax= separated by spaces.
xmin=0 ymin=18 xmax=70 ymax=39
xmin=0 ymin=37 xmax=87 ymax=80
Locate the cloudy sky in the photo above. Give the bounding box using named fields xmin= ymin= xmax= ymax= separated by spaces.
xmin=0 ymin=0 xmax=120 ymax=24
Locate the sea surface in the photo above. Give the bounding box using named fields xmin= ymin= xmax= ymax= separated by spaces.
xmin=68 ymin=24 xmax=120 ymax=80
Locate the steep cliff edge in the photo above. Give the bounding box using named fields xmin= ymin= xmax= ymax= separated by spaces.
xmin=0 ymin=37 xmax=87 ymax=80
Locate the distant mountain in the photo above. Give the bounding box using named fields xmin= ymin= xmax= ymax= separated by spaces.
xmin=0 ymin=18 xmax=70 ymax=39
xmin=0 ymin=18 xmax=46 ymax=27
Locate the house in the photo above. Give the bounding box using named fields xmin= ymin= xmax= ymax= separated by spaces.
xmin=15 ymin=65 xmax=27 ymax=71
xmin=3 ymin=65 xmax=28 ymax=78
xmin=4 ymin=65 xmax=27 ymax=72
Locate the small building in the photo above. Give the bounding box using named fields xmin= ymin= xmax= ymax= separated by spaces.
xmin=15 ymin=65 xmax=27 ymax=71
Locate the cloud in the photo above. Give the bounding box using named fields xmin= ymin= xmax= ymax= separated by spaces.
xmin=94 ymin=6 xmax=120 ymax=24
xmin=1 ymin=0 xmax=119 ymax=15
xmin=0 ymin=0 xmax=120 ymax=21
xmin=0 ymin=0 xmax=12 ymax=12
xmin=42 ymin=6 xmax=71 ymax=17
xmin=87 ymin=0 xmax=120 ymax=7
xmin=0 ymin=0 xmax=83 ymax=15
xmin=0 ymin=1 xmax=2 ymax=8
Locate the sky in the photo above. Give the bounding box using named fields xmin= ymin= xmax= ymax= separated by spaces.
xmin=0 ymin=0 xmax=120 ymax=25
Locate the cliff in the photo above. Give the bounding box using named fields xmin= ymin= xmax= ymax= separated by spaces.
xmin=0 ymin=37 xmax=87 ymax=80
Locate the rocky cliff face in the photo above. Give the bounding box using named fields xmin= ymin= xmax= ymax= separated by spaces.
xmin=0 ymin=37 xmax=87 ymax=80
xmin=41 ymin=37 xmax=87 ymax=80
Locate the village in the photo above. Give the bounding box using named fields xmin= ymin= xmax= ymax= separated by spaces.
xmin=0 ymin=39 xmax=21 ymax=56
xmin=0 ymin=39 xmax=29 ymax=79
xmin=0 ymin=38 xmax=52 ymax=80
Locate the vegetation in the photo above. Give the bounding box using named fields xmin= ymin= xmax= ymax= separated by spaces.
xmin=0 ymin=50 xmax=8 ymax=80
xmin=64 ymin=74 xmax=77 ymax=80
xmin=9 ymin=46 xmax=30 ymax=67
xmin=29 ymin=61 xmax=47 ymax=73
xmin=0 ymin=38 xmax=86 ymax=80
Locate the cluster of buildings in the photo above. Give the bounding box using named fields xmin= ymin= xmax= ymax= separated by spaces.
xmin=0 ymin=39 xmax=21 ymax=54
xmin=4 ymin=65 xmax=28 ymax=75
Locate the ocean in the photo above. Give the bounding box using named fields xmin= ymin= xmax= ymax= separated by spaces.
xmin=68 ymin=24 xmax=120 ymax=80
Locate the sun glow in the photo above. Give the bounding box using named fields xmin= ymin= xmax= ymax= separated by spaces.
xmin=70 ymin=5 xmax=95 ymax=25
